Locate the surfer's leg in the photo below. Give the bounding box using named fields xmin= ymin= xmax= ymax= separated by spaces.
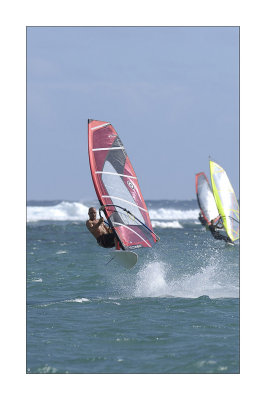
xmin=225 ymin=237 xmax=234 ymax=244
xmin=99 ymin=233 xmax=116 ymax=248
xmin=97 ymin=236 xmax=105 ymax=248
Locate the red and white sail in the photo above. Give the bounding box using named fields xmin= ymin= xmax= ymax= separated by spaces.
xmin=88 ymin=119 xmax=157 ymax=250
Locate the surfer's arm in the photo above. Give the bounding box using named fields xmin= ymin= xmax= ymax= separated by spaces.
xmin=86 ymin=218 xmax=104 ymax=232
xmin=215 ymin=219 xmax=224 ymax=229
xmin=86 ymin=220 xmax=91 ymax=230
xmin=97 ymin=217 xmax=104 ymax=226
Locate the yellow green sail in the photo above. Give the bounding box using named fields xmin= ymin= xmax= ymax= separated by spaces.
xmin=209 ymin=161 xmax=239 ymax=241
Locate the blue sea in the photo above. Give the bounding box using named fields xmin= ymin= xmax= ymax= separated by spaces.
xmin=26 ymin=199 xmax=239 ymax=374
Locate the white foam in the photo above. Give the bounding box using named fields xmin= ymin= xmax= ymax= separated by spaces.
xmin=149 ymin=208 xmax=199 ymax=220
xmin=27 ymin=201 xmax=200 ymax=223
xmin=27 ymin=201 xmax=89 ymax=222
xmin=36 ymin=365 xmax=58 ymax=373
xmin=66 ymin=298 xmax=90 ymax=303
xmin=134 ymin=262 xmax=169 ymax=297
xmin=152 ymin=220 xmax=183 ymax=228
xmin=133 ymin=261 xmax=239 ymax=299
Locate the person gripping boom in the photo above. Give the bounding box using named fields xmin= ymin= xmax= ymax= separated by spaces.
xmin=209 ymin=218 xmax=233 ymax=244
xmin=198 ymin=211 xmax=207 ymax=227
xmin=86 ymin=207 xmax=118 ymax=248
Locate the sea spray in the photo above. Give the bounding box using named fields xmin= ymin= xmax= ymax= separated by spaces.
xmin=134 ymin=262 xmax=170 ymax=297
xmin=132 ymin=261 xmax=239 ymax=299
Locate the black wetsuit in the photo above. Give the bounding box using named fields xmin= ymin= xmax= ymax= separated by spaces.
xmin=198 ymin=215 xmax=207 ymax=227
xmin=209 ymin=225 xmax=233 ymax=244
xmin=97 ymin=232 xmax=116 ymax=248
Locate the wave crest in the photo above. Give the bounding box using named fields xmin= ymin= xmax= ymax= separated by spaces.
xmin=27 ymin=201 xmax=200 ymax=224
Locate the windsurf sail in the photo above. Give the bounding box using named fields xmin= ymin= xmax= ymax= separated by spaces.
xmin=195 ymin=172 xmax=220 ymax=225
xmin=88 ymin=119 xmax=158 ymax=250
xmin=209 ymin=161 xmax=239 ymax=241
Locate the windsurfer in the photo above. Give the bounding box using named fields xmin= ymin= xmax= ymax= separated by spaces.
xmin=86 ymin=207 xmax=117 ymax=248
xmin=198 ymin=212 xmax=207 ymax=227
xmin=209 ymin=219 xmax=233 ymax=244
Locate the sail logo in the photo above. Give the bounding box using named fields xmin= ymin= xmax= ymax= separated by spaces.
xmin=127 ymin=180 xmax=134 ymax=190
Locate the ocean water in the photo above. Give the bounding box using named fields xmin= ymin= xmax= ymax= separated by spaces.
xmin=27 ymin=199 xmax=239 ymax=374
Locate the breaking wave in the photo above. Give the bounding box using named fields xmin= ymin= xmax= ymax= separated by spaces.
xmin=27 ymin=201 xmax=200 ymax=226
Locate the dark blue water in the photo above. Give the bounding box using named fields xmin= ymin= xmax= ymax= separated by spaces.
xmin=26 ymin=201 xmax=239 ymax=373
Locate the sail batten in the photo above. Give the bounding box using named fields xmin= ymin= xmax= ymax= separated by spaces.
xmin=88 ymin=119 xmax=157 ymax=249
xmin=96 ymin=171 xmax=137 ymax=179
xmin=92 ymin=147 xmax=124 ymax=151
xmin=91 ymin=123 xmax=111 ymax=130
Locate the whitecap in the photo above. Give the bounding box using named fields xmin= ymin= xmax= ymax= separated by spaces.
xmin=27 ymin=201 xmax=89 ymax=222
xmin=65 ymin=298 xmax=90 ymax=303
xmin=27 ymin=202 xmax=200 ymax=222
xmin=152 ymin=220 xmax=183 ymax=228
xmin=149 ymin=208 xmax=199 ymax=220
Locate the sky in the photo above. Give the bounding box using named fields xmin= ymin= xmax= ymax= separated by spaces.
xmin=27 ymin=26 xmax=239 ymax=201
